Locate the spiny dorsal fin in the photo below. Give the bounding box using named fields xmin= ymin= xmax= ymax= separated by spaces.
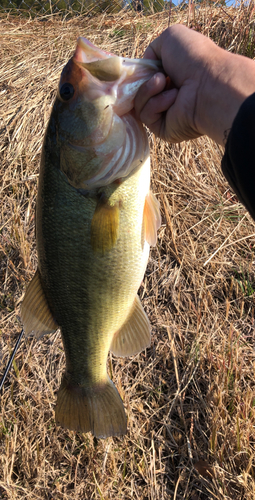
xmin=110 ymin=295 xmax=151 ymax=357
xmin=21 ymin=269 xmax=58 ymax=339
xmin=91 ymin=196 xmax=119 ymax=254
xmin=143 ymin=191 xmax=161 ymax=247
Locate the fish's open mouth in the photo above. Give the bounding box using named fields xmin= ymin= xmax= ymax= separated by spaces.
xmin=74 ymin=37 xmax=162 ymax=83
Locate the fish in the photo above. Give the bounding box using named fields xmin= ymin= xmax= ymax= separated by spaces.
xmin=20 ymin=38 xmax=161 ymax=439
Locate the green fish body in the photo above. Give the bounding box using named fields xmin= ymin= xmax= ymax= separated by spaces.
xmin=21 ymin=38 xmax=161 ymax=438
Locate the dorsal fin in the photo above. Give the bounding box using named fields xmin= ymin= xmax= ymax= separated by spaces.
xmin=21 ymin=269 xmax=58 ymax=339
xmin=110 ymin=295 xmax=151 ymax=357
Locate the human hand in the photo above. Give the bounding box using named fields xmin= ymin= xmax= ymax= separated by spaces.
xmin=135 ymin=25 xmax=255 ymax=145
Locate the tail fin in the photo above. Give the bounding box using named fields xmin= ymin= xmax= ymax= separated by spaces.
xmin=55 ymin=374 xmax=127 ymax=438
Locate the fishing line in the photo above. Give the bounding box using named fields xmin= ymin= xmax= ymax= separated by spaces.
xmin=0 ymin=328 xmax=24 ymax=393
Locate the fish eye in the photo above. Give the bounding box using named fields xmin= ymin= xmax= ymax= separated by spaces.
xmin=60 ymin=83 xmax=75 ymax=101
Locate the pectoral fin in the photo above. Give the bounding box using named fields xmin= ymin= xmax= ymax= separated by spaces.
xmin=20 ymin=269 xmax=58 ymax=339
xmin=110 ymin=295 xmax=151 ymax=357
xmin=143 ymin=191 xmax=161 ymax=246
xmin=91 ymin=196 xmax=119 ymax=254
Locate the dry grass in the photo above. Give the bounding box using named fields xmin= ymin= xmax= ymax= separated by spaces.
xmin=1 ymin=4 xmax=255 ymax=499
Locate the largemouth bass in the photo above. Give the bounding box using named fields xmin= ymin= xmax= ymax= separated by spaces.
xmin=21 ymin=38 xmax=161 ymax=438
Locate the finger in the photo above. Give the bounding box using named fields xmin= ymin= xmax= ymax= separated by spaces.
xmin=139 ymin=88 xmax=178 ymax=128
xmin=143 ymin=45 xmax=158 ymax=60
xmin=135 ymin=72 xmax=166 ymax=119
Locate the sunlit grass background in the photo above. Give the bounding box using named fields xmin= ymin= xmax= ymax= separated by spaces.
xmin=1 ymin=3 xmax=255 ymax=499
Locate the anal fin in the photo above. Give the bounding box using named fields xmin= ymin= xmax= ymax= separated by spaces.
xmin=143 ymin=190 xmax=161 ymax=246
xmin=110 ymin=295 xmax=151 ymax=357
xmin=20 ymin=269 xmax=58 ymax=339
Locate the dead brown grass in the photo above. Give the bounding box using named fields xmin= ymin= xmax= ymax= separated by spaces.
xmin=1 ymin=4 xmax=255 ymax=499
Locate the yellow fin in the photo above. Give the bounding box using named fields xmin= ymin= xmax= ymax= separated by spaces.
xmin=110 ymin=295 xmax=151 ymax=357
xmin=55 ymin=374 xmax=127 ymax=438
xmin=20 ymin=269 xmax=58 ymax=339
xmin=91 ymin=196 xmax=119 ymax=254
xmin=143 ymin=191 xmax=161 ymax=246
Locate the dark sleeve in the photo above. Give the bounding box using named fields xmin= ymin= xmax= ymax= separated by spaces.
xmin=221 ymin=92 xmax=255 ymax=221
